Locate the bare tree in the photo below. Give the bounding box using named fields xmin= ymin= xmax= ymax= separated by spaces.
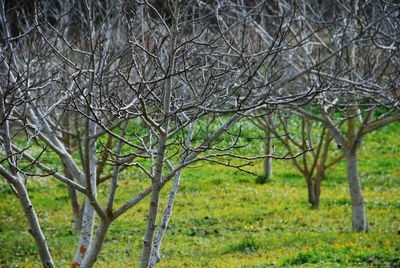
xmin=292 ymin=0 xmax=400 ymax=231
xmin=253 ymin=110 xmax=344 ymax=209
xmin=117 ymin=2 xmax=316 ymax=266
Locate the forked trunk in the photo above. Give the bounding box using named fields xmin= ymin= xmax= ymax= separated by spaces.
xmin=79 ymin=220 xmax=110 ymax=268
xmin=140 ymin=18 xmax=176 ymax=267
xmin=149 ymin=170 xmax=183 ymax=267
xmin=345 ymin=150 xmax=367 ymax=232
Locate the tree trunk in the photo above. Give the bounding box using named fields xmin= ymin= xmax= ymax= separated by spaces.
xmin=263 ymin=128 xmax=273 ymax=179
xmin=306 ymin=175 xmax=322 ymax=210
xmin=73 ymin=117 xmax=97 ymax=265
xmin=345 ymin=150 xmax=368 ymax=232
xmin=79 ymin=220 xmax=110 ymax=268
xmin=62 ymin=115 xmax=82 ymax=232
xmin=140 ymin=184 xmax=162 ymax=268
xmin=73 ymin=197 xmax=95 ymax=265
xmin=312 ymin=175 xmax=322 ymax=209
xmin=68 ymin=185 xmax=82 ymax=232
xmin=306 ymin=179 xmax=319 ymax=209
xmin=149 ymin=170 xmax=182 ymax=268
xmin=139 ymin=133 xmax=168 ymax=268
xmin=64 ymin=167 xmax=81 ymax=232
xmin=13 ymin=180 xmax=54 ymax=267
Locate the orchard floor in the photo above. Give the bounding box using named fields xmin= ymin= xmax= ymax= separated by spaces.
xmin=0 ymin=124 xmax=399 ymax=267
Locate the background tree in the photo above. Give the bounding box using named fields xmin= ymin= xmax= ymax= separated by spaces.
xmin=253 ymin=110 xmax=343 ymax=209
xmin=292 ymin=0 xmax=400 ymax=231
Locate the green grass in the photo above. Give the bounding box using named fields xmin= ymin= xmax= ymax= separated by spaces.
xmin=0 ymin=123 xmax=399 ymax=267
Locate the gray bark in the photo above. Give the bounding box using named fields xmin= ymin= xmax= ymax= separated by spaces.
xmin=13 ymin=180 xmax=54 ymax=267
xmin=148 ymin=170 xmax=182 ymax=268
xmin=140 ymin=126 xmax=169 ymax=267
xmin=345 ymin=150 xmax=368 ymax=231
xmin=140 ymin=182 xmax=162 ymax=268
xmin=73 ymin=196 xmax=96 ymax=264
xmin=73 ymin=117 xmax=97 ymax=264
xmin=79 ymin=221 xmax=110 ymax=268
xmin=0 ymin=168 xmax=54 ymax=267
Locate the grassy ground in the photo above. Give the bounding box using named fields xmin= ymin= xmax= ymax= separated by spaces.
xmin=0 ymin=123 xmax=399 ymax=267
